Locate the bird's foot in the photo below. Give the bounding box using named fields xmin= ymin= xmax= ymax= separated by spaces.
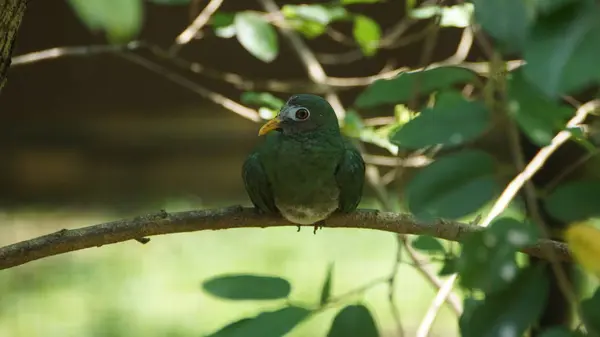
xmin=313 ymin=220 xmax=326 ymax=235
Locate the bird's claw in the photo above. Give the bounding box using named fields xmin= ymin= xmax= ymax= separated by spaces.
xmin=313 ymin=221 xmax=325 ymax=235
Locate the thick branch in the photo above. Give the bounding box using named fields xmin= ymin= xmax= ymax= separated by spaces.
xmin=0 ymin=206 xmax=572 ymax=271
xmin=0 ymin=0 xmax=26 ymax=92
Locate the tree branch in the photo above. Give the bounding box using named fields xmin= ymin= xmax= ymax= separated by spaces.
xmin=0 ymin=0 xmax=27 ymax=92
xmin=0 ymin=206 xmax=572 ymax=271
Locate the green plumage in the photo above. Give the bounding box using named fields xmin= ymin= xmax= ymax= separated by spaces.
xmin=242 ymin=94 xmax=365 ymax=225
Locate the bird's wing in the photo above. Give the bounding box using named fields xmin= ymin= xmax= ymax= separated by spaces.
xmin=242 ymin=152 xmax=278 ymax=213
xmin=335 ymin=139 xmax=366 ymax=212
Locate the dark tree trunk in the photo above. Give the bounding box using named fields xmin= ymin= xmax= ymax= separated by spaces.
xmin=0 ymin=0 xmax=26 ymax=92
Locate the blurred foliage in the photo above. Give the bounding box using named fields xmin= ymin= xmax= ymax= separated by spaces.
xmin=7 ymin=0 xmax=600 ymax=336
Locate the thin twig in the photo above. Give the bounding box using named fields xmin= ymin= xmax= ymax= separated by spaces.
xmin=10 ymin=42 xmax=523 ymax=91
xmin=388 ymin=238 xmax=405 ymax=337
xmin=365 ymin=159 xmax=463 ymax=335
xmin=170 ymin=0 xmax=224 ymax=54
xmin=416 ymin=271 xmax=461 ymax=337
xmin=11 ymin=42 xmax=329 ymax=94
xmin=403 ymin=238 xmax=462 ymax=315
xmin=363 ymin=154 xmax=432 ymax=168
xmin=118 ymin=52 xmax=261 ymax=122
xmin=10 ymin=42 xmax=143 ymax=66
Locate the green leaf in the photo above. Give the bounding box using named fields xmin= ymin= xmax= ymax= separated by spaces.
xmin=319 ymin=263 xmax=334 ymax=306
xmin=539 ymin=327 xmax=585 ymax=337
xmin=411 ymin=235 xmax=446 ymax=255
xmin=342 ymin=110 xmax=366 ymax=138
xmin=202 ymin=274 xmax=291 ymax=300
xmin=533 ymin=0 xmax=579 ymax=15
xmin=241 ymin=92 xmax=285 ymax=110
xmin=460 ymin=265 xmax=549 ymax=337
xmin=473 ymin=0 xmax=531 ymax=52
xmin=206 ymin=306 xmax=311 ymax=337
xmin=457 ymin=218 xmax=540 ymax=292
xmin=544 ymin=180 xmax=600 ymax=222
xmin=67 ymin=0 xmax=143 ymax=43
xmin=147 ymin=0 xmax=190 ymax=5
xmin=439 ymin=256 xmax=458 ymax=276
xmin=342 ymin=0 xmax=380 ymax=3
xmin=327 ymin=304 xmax=379 ymax=337
xmin=212 ymin=12 xmax=237 ymax=38
xmin=282 ymin=5 xmax=348 ymax=25
xmin=405 ymin=150 xmax=498 ymax=220
xmin=212 ymin=12 xmax=236 ymax=27
xmin=523 ymin=1 xmax=600 ymax=98
xmin=353 ymin=15 xmax=381 ymax=57
xmin=409 ymin=4 xmax=474 ymax=28
xmin=205 ymin=318 xmax=253 ymax=337
xmin=507 ymin=68 xmax=575 ymax=146
xmin=280 ymin=5 xmax=348 ymax=39
xmin=458 ymin=297 xmax=482 ymax=337
xmin=355 ymin=67 xmax=477 ymax=109
xmin=390 ymin=92 xmax=490 ymax=149
xmin=234 ymin=12 xmax=279 ymax=63
xmin=581 ymin=288 xmax=600 ymax=336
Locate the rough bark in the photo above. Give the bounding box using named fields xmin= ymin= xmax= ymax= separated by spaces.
xmin=0 ymin=206 xmax=572 ymax=271
xmin=0 ymin=0 xmax=26 ymax=92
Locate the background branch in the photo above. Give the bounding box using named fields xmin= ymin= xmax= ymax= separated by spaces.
xmin=0 ymin=206 xmax=573 ymax=271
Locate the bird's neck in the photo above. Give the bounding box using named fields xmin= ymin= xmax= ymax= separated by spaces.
xmin=282 ymin=125 xmax=341 ymax=142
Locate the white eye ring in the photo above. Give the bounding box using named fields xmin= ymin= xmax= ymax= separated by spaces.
xmin=294 ymin=108 xmax=310 ymax=120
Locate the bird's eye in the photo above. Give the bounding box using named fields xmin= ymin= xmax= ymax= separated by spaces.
xmin=295 ymin=108 xmax=310 ymax=120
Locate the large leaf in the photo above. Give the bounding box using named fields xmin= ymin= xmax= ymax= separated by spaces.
xmin=411 ymin=235 xmax=446 ymax=255
xmin=234 ymin=12 xmax=279 ymax=63
xmin=533 ymin=0 xmax=579 ymax=15
xmin=506 ymin=68 xmax=575 ymax=146
xmin=457 ymin=218 xmax=540 ymax=293
xmin=544 ymin=180 xmax=600 ymax=222
xmin=202 ymin=274 xmax=291 ymax=300
xmin=319 ymin=263 xmax=334 ymax=306
xmin=538 ymin=327 xmax=585 ymax=337
xmin=327 ymin=304 xmax=379 ymax=337
xmin=473 ymin=0 xmax=531 ymax=52
xmin=405 ymin=150 xmax=499 ymax=220
xmin=565 ymin=223 xmax=600 ymax=280
xmin=67 ymin=0 xmax=143 ymax=43
xmin=355 ymin=67 xmax=477 ymax=109
xmin=523 ymin=0 xmax=600 ymax=97
xmin=581 ymin=288 xmax=600 ymax=336
xmin=460 ymin=265 xmax=549 ymax=337
xmin=390 ymin=91 xmax=490 ymax=149
xmin=353 ymin=15 xmax=381 ymax=57
xmin=206 ymin=306 xmax=311 ymax=337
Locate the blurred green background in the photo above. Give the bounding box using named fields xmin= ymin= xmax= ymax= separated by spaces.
xmin=0 ymin=0 xmax=479 ymax=336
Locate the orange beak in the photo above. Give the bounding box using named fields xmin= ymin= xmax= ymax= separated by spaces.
xmin=258 ymin=117 xmax=282 ymax=136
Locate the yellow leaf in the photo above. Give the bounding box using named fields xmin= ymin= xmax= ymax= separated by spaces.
xmin=564 ymin=222 xmax=600 ymax=279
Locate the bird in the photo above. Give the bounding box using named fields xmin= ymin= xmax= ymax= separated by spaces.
xmin=242 ymin=94 xmax=365 ymax=232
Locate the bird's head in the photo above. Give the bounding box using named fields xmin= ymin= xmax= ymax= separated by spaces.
xmin=258 ymin=94 xmax=339 ymax=136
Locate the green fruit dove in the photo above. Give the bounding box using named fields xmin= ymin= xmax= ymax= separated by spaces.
xmin=242 ymin=94 xmax=365 ymax=231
